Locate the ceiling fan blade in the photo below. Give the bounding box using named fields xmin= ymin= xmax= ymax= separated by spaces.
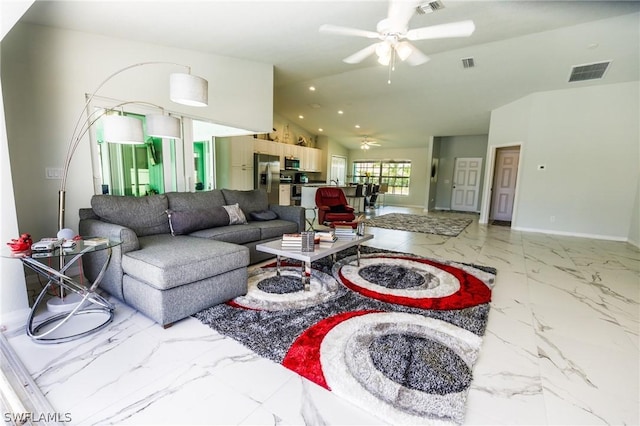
xmin=396 ymin=41 xmax=430 ymax=66
xmin=319 ymin=24 xmax=380 ymax=39
xmin=343 ymin=43 xmax=379 ymax=64
xmin=387 ymin=0 xmax=419 ymax=33
xmin=406 ymin=20 xmax=476 ymax=40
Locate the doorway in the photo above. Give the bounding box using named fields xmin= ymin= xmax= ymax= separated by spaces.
xmin=451 ymin=157 xmax=482 ymax=212
xmin=330 ymin=155 xmax=347 ymax=185
xmin=489 ymin=146 xmax=520 ymax=224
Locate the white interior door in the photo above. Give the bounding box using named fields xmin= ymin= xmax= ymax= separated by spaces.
xmin=330 ymin=155 xmax=347 ymax=185
xmin=451 ymin=157 xmax=482 ymax=212
xmin=490 ymin=148 xmax=520 ymax=221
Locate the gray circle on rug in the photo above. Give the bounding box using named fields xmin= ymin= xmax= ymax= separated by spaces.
xmin=358 ymin=264 xmax=430 ymax=289
xmin=368 ymin=334 xmax=472 ymax=395
xmin=257 ymin=276 xmax=304 ymax=294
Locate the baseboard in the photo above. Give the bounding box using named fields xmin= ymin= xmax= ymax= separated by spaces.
xmin=0 ymin=309 xmax=29 ymax=337
xmin=512 ymin=226 xmax=629 ymax=242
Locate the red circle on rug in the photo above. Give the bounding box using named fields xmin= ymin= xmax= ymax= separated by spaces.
xmin=338 ymin=256 xmax=491 ymax=310
xmin=282 ymin=310 xmax=379 ymax=390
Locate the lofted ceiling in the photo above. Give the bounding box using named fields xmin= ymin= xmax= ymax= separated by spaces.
xmin=19 ymin=1 xmax=640 ymax=150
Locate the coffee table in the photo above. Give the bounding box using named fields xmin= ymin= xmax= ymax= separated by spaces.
xmin=256 ymin=234 xmax=373 ymax=291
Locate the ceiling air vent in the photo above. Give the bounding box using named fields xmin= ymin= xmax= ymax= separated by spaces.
xmin=416 ymin=1 xmax=444 ymax=14
xmin=461 ymin=57 xmax=475 ymax=69
xmin=568 ymin=61 xmax=610 ymax=82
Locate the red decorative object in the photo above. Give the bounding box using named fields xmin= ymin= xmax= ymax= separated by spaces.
xmin=7 ymin=233 xmax=33 ymax=252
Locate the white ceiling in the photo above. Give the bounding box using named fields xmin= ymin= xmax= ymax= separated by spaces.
xmin=19 ymin=0 xmax=640 ymax=149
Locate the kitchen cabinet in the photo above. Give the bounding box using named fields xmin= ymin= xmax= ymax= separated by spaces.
xmin=230 ymin=135 xmax=254 ymax=190
xmin=253 ymin=138 xmax=271 ymax=154
xmin=279 ymin=184 xmax=291 ymax=206
xmin=301 ymin=147 xmax=322 ymax=172
xmin=231 ymin=135 xmax=254 ymax=168
xmin=230 ymin=165 xmax=254 ymax=190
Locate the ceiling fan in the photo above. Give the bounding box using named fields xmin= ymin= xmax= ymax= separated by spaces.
xmin=360 ymin=138 xmax=381 ymax=150
xmin=319 ymin=0 xmax=475 ymax=72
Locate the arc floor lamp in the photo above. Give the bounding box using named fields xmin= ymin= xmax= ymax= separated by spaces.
xmin=57 ymin=61 xmax=208 ymax=234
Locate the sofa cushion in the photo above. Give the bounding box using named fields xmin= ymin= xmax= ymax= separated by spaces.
xmin=222 ymin=203 xmax=248 ymax=225
xmin=166 ymin=190 xmax=226 ymax=211
xmin=221 ymin=189 xmax=269 ymax=216
xmin=167 ymin=207 xmax=230 ymax=235
xmin=122 ymin=234 xmax=249 ymax=290
xmin=91 ymin=194 xmax=170 ymax=237
xmin=249 ymin=209 xmax=278 ymax=221
xmin=189 ymin=224 xmax=261 ymax=244
xmin=254 ymin=219 xmax=299 ymax=240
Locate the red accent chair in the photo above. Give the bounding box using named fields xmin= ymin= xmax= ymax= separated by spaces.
xmin=315 ymin=187 xmax=356 ymax=225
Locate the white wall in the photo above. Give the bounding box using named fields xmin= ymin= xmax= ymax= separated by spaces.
xmin=0 ymin=0 xmax=33 ymax=323
xmin=348 ymin=146 xmax=429 ymax=208
xmin=628 ymin=176 xmax=640 ymax=247
xmin=434 ymin=134 xmax=488 ymax=211
xmin=485 ymin=82 xmax=639 ymax=240
xmin=1 ymin=23 xmax=273 ymax=240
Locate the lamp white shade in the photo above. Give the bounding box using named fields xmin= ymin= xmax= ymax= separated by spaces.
xmin=146 ymin=114 xmax=181 ymax=139
xmin=170 ymin=73 xmax=208 ymax=107
xmin=102 ymin=115 xmax=145 ymax=144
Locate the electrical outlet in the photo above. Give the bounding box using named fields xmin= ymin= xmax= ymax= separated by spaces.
xmin=537 ymin=164 xmax=546 ymax=170
xmin=45 ymin=167 xmax=63 ymax=179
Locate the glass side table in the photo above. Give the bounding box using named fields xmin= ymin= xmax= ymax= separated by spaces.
xmin=2 ymin=238 xmax=121 ymax=344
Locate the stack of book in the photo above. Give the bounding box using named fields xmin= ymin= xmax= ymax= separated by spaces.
xmin=316 ymin=230 xmax=337 ymax=247
xmin=281 ymin=233 xmax=302 ymax=249
xmin=333 ymin=224 xmax=357 ymax=239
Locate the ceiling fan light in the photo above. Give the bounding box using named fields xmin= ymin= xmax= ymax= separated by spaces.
xmin=375 ymin=42 xmax=391 ymax=58
xmin=377 ymin=54 xmax=391 ymax=66
xmin=102 ymin=115 xmax=145 ymax=144
xmin=146 ymin=114 xmax=181 ymax=139
xmin=396 ymin=42 xmax=413 ymax=61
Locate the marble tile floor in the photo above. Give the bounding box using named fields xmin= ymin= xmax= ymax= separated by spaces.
xmin=3 ymin=207 xmax=639 ymax=425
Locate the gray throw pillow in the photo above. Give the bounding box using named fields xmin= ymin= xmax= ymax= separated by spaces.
xmin=222 ymin=203 xmax=248 ymax=225
xmin=249 ymin=210 xmax=278 ymax=221
xmin=166 ymin=207 xmax=230 ymax=235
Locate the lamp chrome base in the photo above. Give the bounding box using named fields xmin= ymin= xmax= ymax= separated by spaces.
xmin=46 ymin=293 xmax=84 ymax=313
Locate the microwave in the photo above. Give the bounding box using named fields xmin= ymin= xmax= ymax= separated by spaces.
xmin=284 ymin=158 xmax=300 ymax=170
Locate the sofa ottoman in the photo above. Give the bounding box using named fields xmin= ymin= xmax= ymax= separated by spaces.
xmin=121 ymin=234 xmax=249 ymax=325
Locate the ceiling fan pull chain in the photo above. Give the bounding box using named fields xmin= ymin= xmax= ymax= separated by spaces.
xmin=387 ymin=48 xmax=397 ymax=84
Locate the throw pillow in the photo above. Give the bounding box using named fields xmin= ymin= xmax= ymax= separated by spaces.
xmin=249 ymin=209 xmax=278 ymax=221
xmin=166 ymin=206 xmax=230 ymax=235
xmin=223 ymin=203 xmax=248 ymax=225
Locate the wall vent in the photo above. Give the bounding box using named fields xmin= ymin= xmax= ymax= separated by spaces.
xmin=461 ymin=57 xmax=475 ymax=69
xmin=416 ymin=1 xmax=444 ymax=14
xmin=569 ymin=61 xmax=611 ymax=82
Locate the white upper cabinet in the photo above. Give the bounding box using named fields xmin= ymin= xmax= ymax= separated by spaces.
xmin=231 ymin=135 xmax=254 ymax=168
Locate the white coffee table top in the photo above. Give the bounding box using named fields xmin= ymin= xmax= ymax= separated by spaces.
xmin=256 ymin=234 xmax=374 ymax=263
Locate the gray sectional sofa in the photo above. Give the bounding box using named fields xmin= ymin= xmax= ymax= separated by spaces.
xmin=78 ymin=188 xmax=304 ymax=327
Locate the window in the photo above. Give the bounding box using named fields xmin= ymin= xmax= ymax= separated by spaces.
xmin=353 ymin=160 xmax=411 ymax=195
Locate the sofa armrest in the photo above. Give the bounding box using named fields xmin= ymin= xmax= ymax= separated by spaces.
xmin=269 ymin=204 xmax=305 ymax=233
xmin=78 ymin=218 xmax=140 ymax=253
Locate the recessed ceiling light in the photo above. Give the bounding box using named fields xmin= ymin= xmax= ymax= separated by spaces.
xmin=309 ymin=86 xmax=316 ymax=91
xmin=338 ymin=110 xmax=344 ymax=115
xmin=355 ymin=124 xmax=360 ymax=129
xmin=298 ymin=115 xmax=304 ymax=119
xmin=318 ymin=128 xmax=324 ymax=132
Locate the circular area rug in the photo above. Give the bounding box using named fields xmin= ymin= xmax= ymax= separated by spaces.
xmin=332 ymin=254 xmax=492 ymax=310
xmin=194 ymin=248 xmax=496 ymax=425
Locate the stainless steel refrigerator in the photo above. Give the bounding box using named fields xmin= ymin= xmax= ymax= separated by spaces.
xmin=254 ymin=153 xmax=280 ymax=205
